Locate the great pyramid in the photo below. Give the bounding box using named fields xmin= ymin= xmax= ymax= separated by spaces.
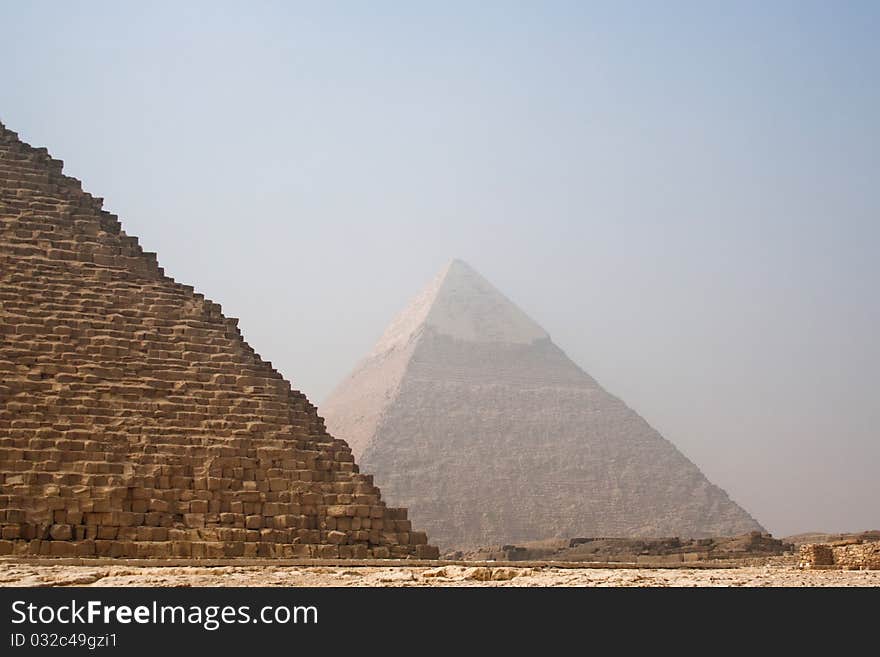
xmin=0 ymin=122 xmax=438 ymax=559
xmin=321 ymin=259 xmax=763 ymax=549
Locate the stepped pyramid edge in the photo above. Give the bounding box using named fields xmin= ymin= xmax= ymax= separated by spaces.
xmin=0 ymin=121 xmax=438 ymax=559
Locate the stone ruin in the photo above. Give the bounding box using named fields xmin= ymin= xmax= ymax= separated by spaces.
xmin=449 ymin=531 xmax=792 ymax=564
xmin=0 ymin=121 xmax=438 ymax=560
xmin=799 ymin=536 xmax=880 ymax=570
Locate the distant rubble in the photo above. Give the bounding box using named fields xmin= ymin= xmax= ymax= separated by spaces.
xmin=444 ymin=531 xmax=793 ymax=564
xmin=784 ymin=530 xmax=880 ymax=546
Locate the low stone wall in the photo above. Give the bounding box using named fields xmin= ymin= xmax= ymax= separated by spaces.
xmin=831 ymin=542 xmax=880 ymax=569
xmin=799 ymin=541 xmax=880 ymax=569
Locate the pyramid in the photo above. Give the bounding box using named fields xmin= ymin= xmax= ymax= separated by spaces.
xmin=0 ymin=122 xmax=438 ymax=559
xmin=321 ymin=259 xmax=763 ymax=549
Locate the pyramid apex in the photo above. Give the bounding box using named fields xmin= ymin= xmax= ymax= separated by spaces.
xmin=371 ymin=260 xmax=548 ymax=356
xmin=440 ymin=257 xmax=472 ymax=277
xmin=446 ymin=257 xmax=487 ymax=277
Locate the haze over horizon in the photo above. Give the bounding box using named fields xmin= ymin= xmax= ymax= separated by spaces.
xmin=2 ymin=1 xmax=877 ymax=538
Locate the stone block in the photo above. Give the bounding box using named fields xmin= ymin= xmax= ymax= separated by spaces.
xmin=327 ymin=530 xmax=347 ymax=545
xmin=49 ymin=524 xmax=72 ymax=540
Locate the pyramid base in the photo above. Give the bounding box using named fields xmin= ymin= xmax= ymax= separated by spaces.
xmin=0 ymin=539 xmax=440 ymax=560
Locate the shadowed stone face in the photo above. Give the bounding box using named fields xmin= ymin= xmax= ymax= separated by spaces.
xmin=0 ymin=122 xmax=437 ymax=560
xmin=322 ymin=259 xmax=764 ymax=549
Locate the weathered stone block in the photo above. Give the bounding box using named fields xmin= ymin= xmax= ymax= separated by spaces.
xmin=49 ymin=524 xmax=72 ymax=540
xmin=327 ymin=530 xmax=347 ymax=545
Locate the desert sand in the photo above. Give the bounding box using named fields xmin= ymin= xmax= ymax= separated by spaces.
xmin=1 ymin=563 xmax=877 ymax=587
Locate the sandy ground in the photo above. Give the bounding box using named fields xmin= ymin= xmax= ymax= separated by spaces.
xmin=1 ymin=563 xmax=878 ymax=587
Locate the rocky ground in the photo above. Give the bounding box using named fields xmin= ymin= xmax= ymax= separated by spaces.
xmin=1 ymin=563 xmax=878 ymax=587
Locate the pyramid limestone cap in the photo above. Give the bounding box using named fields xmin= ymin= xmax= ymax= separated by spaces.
xmin=371 ymin=259 xmax=548 ymax=355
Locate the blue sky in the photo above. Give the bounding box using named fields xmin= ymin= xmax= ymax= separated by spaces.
xmin=3 ymin=1 xmax=878 ymax=536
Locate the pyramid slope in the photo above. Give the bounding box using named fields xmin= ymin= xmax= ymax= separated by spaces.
xmin=369 ymin=259 xmax=547 ymax=356
xmin=319 ymin=336 xmax=417 ymax=459
xmin=423 ymin=259 xmax=547 ymax=346
xmin=0 ymin=122 xmax=437 ymax=559
xmin=323 ymin=261 xmax=763 ymax=549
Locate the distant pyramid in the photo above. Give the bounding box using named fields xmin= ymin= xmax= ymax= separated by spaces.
xmin=0 ymin=121 xmax=436 ymax=559
xmin=321 ymin=259 xmax=763 ymax=549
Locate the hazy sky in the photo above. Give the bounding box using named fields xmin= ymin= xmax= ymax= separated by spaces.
xmin=3 ymin=1 xmax=878 ymax=537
